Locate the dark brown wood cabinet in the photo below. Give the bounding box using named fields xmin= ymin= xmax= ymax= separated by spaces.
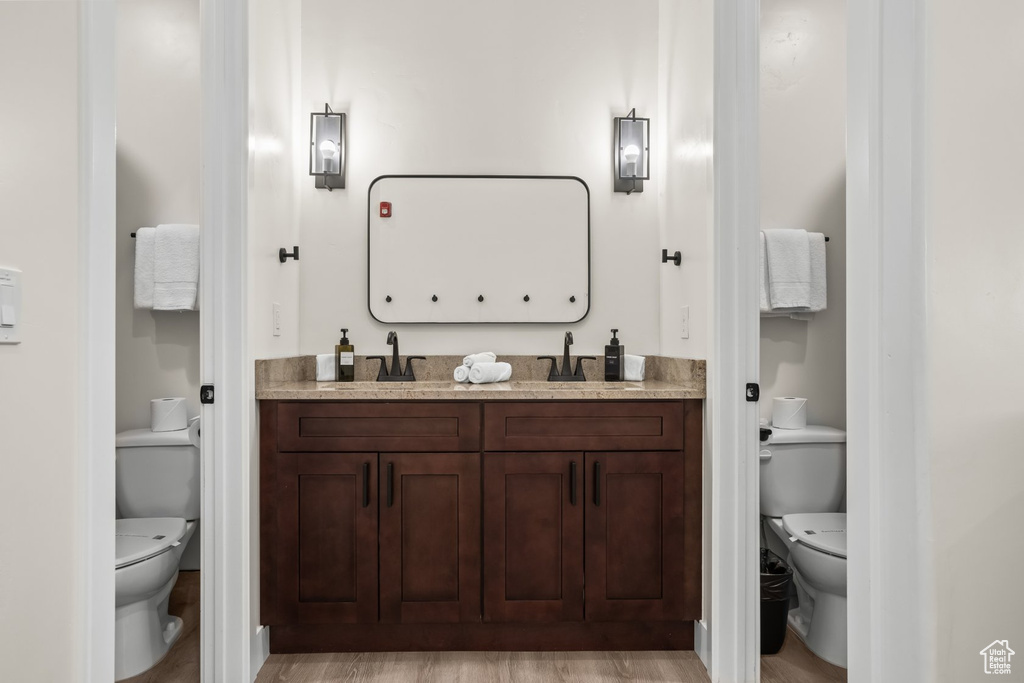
xmin=482 ymin=452 xmax=584 ymax=622
xmin=379 ymin=452 xmax=480 ymax=624
xmin=584 ymin=451 xmax=693 ymax=621
xmin=261 ymin=398 xmax=702 ymax=653
xmin=271 ymin=452 xmax=378 ymax=625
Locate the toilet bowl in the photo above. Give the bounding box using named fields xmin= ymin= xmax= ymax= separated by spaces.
xmin=115 ymin=423 xmax=200 ymax=681
xmin=759 ymin=424 xmax=847 ymax=667
xmin=115 ymin=518 xmax=196 ymax=680
xmin=780 ymin=512 xmax=847 ymax=668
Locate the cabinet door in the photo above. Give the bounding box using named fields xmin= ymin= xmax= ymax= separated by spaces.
xmin=278 ymin=453 xmax=378 ymax=624
xmin=584 ymin=451 xmax=691 ymax=621
xmin=379 ymin=453 xmax=481 ymax=623
xmin=483 ymin=453 xmax=584 ymax=622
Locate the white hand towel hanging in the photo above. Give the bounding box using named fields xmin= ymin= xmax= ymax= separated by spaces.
xmin=763 ymin=229 xmax=811 ymax=308
xmin=133 ymin=227 xmax=156 ymax=309
xmin=153 ymin=224 xmax=200 ymax=311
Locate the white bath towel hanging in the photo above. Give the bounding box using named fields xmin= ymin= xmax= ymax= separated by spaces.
xmin=806 ymin=232 xmax=827 ymax=313
xmin=153 ymin=224 xmax=200 ymax=311
xmin=133 ymin=227 xmax=156 ymax=309
xmin=763 ymin=229 xmax=811 ymax=308
xmin=760 ymin=230 xmax=828 ymax=319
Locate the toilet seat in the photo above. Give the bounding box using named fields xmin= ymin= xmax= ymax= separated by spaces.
xmin=116 ymin=518 xmax=187 ymax=569
xmin=782 ymin=512 xmax=846 ymax=558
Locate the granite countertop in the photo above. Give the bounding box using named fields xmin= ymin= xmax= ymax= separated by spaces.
xmin=256 ymin=355 xmax=705 ymax=401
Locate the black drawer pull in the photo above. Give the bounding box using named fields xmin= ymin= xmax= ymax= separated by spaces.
xmin=594 ymin=461 xmax=601 ymax=506
xmin=570 ymin=461 xmax=577 ymax=505
xmin=386 ymin=462 xmax=394 ymax=507
xmin=362 ymin=462 xmax=370 ymax=508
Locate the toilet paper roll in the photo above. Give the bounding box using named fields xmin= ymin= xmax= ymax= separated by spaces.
xmin=772 ymin=397 xmax=807 ymax=430
xmin=188 ymin=417 xmax=201 ymax=448
xmin=151 ymin=397 xmax=188 ymax=432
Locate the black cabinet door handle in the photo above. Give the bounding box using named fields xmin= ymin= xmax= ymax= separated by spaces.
xmin=362 ymin=462 xmax=370 ymax=508
xmin=386 ymin=462 xmax=394 ymax=507
xmin=569 ymin=461 xmax=577 ymax=505
xmin=593 ymin=461 xmax=601 ymax=506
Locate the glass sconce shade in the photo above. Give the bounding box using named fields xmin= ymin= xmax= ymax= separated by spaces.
xmin=310 ymin=104 xmax=346 ymax=190
xmin=614 ymin=111 xmax=650 ymax=194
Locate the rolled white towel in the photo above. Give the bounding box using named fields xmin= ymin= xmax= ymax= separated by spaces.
xmin=468 ymin=361 xmax=512 ymax=384
xmin=624 ymin=354 xmax=646 ymax=381
xmin=453 ymin=365 xmax=471 ymax=383
xmin=463 ymin=351 xmax=497 ymax=367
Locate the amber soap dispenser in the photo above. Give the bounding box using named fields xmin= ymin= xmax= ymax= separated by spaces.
xmin=336 ymin=328 xmax=355 ymax=382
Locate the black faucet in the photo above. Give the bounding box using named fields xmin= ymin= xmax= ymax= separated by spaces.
xmin=367 ymin=331 xmax=425 ymax=382
xmin=538 ymin=331 xmax=596 ymax=382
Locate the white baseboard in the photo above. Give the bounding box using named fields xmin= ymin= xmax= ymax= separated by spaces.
xmin=250 ymin=626 xmax=270 ymax=682
xmin=695 ymin=619 xmax=711 ymax=673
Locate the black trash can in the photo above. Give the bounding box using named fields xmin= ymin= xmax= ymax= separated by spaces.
xmin=760 ymin=548 xmax=794 ymax=655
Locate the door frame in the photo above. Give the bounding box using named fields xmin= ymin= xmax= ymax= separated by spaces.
xmin=77 ymin=0 xmax=256 ymax=680
xmin=77 ymin=1 xmax=117 ymax=680
xmin=708 ymin=0 xmax=934 ymax=681
xmin=199 ymin=0 xmax=254 ymax=679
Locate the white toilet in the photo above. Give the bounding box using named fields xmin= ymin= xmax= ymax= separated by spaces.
xmin=760 ymin=424 xmax=847 ymax=668
xmin=115 ymin=423 xmax=200 ymax=681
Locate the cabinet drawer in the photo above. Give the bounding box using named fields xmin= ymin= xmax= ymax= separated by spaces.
xmin=277 ymin=402 xmax=480 ymax=452
xmin=483 ymin=402 xmax=684 ymax=452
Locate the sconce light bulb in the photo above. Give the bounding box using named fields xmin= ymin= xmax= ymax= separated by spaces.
xmin=623 ymin=144 xmax=641 ymax=177
xmin=320 ymin=139 xmax=338 ymax=159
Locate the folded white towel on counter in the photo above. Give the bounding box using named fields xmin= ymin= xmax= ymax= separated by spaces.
xmin=316 ymin=354 xmax=337 ymax=381
xmin=763 ymin=229 xmax=810 ymax=309
xmin=153 ymin=223 xmax=200 ymax=311
xmin=463 ymin=351 xmax=497 ymax=367
xmin=468 ymin=361 xmax=512 ymax=384
xmin=134 ymin=227 xmax=156 ymax=309
xmin=453 ymin=365 xmax=471 ymax=383
xmin=624 ymin=354 xmax=646 ymax=382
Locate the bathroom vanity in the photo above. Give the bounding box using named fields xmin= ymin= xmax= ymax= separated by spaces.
xmin=257 ymin=356 xmax=704 ymax=653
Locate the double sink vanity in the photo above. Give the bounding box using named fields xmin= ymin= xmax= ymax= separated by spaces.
xmin=257 ymin=351 xmax=705 ymax=653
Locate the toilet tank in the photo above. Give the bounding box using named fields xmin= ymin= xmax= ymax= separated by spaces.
xmin=116 ymin=423 xmax=201 ymax=520
xmin=760 ymin=425 xmax=846 ymax=517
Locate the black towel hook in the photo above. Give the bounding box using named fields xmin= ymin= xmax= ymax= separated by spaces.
xmin=279 ymin=246 xmax=300 ymax=263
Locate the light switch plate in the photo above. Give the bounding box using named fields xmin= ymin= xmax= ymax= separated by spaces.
xmin=680 ymin=305 xmax=690 ymax=339
xmin=272 ymin=303 xmax=282 ymax=337
xmin=0 ymin=267 xmax=22 ymax=345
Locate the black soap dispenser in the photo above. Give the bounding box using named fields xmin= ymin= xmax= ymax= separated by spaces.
xmin=605 ymin=329 xmax=624 ymax=381
xmin=336 ymin=328 xmax=355 ymax=382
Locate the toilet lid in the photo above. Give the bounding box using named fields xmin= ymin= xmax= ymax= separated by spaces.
xmin=782 ymin=512 xmax=847 ymax=558
xmin=116 ymin=518 xmax=187 ymax=569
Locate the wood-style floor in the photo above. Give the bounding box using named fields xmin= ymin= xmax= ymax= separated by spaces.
xmin=130 ymin=571 xmax=846 ymax=683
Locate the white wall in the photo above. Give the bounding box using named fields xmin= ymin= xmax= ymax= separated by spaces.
xmin=759 ymin=0 xmax=846 ymax=429
xmin=248 ymin=0 xmax=303 ymax=659
xmin=0 ymin=2 xmax=80 ymax=679
xmin=926 ymin=1 xmax=1024 ymax=679
xmin=116 ymin=0 xmax=201 ymax=432
xmin=658 ymin=0 xmax=713 ymax=360
xmin=297 ymin=0 xmax=668 ymax=358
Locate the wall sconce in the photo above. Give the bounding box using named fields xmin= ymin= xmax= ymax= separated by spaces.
xmin=613 ymin=108 xmax=649 ymax=194
xmin=310 ymin=103 xmax=346 ymax=191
